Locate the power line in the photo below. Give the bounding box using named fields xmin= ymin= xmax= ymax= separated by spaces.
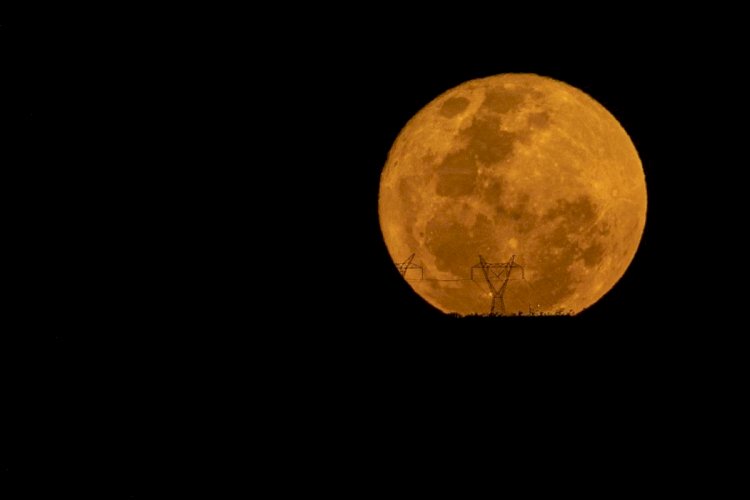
xmin=394 ymin=253 xmax=527 ymax=315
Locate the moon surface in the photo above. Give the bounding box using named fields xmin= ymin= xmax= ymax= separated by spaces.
xmin=378 ymin=73 xmax=647 ymax=316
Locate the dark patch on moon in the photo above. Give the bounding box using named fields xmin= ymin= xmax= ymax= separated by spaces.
xmin=435 ymin=114 xmax=516 ymax=199
xmin=440 ymin=97 xmax=470 ymax=118
xmin=497 ymin=192 xmax=531 ymax=222
xmin=528 ymin=112 xmax=550 ymax=128
xmin=483 ymin=88 xmax=524 ymax=114
xmin=543 ymin=196 xmax=597 ymax=226
xmin=481 ymin=178 xmax=504 ymax=205
xmin=481 ymin=179 xmax=537 ymax=232
xmin=425 ymin=213 xmax=493 ymax=275
xmin=461 ymin=116 xmax=516 ymax=164
xmin=435 ymin=149 xmax=478 ymax=197
xmin=533 ymin=196 xmax=600 ymax=308
xmin=580 ymin=241 xmax=605 ymax=267
xmin=434 ymin=95 xmax=522 ymax=200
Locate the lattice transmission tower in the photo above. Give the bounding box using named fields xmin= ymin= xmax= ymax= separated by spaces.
xmin=395 ymin=253 xmax=424 ymax=280
xmin=471 ymin=254 xmax=525 ymax=316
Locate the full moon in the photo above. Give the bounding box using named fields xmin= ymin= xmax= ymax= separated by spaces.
xmin=378 ymin=73 xmax=647 ymax=316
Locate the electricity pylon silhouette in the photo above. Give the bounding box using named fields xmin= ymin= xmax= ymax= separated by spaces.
xmin=395 ymin=253 xmax=423 ymax=280
xmin=472 ymin=254 xmax=525 ymax=315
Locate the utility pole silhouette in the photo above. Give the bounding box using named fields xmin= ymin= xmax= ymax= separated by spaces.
xmin=472 ymin=254 xmax=525 ymax=315
xmin=395 ymin=253 xmax=423 ymax=280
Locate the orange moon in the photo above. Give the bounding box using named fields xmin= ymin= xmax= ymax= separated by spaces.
xmin=378 ymin=73 xmax=647 ymax=316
